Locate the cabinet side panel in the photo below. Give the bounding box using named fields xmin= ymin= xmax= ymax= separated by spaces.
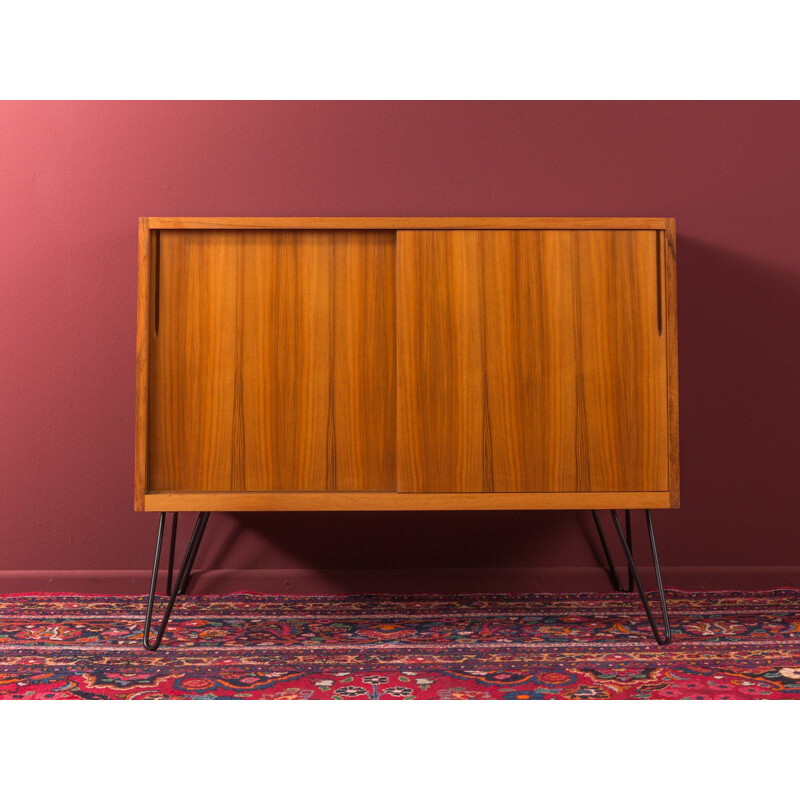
xmin=134 ymin=219 xmax=152 ymax=509
xmin=665 ymin=219 xmax=680 ymax=506
xmin=148 ymin=230 xmax=395 ymax=492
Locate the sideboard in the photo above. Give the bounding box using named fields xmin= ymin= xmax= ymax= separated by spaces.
xmin=136 ymin=217 xmax=679 ymax=648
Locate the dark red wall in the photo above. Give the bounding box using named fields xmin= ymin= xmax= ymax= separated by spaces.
xmin=2 ymin=101 xmax=799 ymax=591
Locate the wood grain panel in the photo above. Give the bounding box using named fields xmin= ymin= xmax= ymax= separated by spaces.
xmin=134 ymin=218 xmax=152 ymax=510
xmin=396 ymin=232 xmax=485 ymax=491
xmin=144 ymin=491 xmax=673 ymax=512
xmin=330 ymin=234 xmax=396 ymax=489
xmin=147 ymin=230 xmax=395 ymax=492
xmin=148 ymin=231 xmax=239 ymax=491
xmin=397 ymin=230 xmax=669 ymax=493
xmin=147 ymin=217 xmax=670 ymax=230
xmin=664 ymin=219 xmax=680 ymax=506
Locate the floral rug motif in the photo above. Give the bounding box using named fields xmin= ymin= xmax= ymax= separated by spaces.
xmin=0 ymin=591 xmax=798 ymax=699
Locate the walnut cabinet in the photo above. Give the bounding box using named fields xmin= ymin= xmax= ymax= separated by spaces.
xmin=135 ymin=218 xmax=678 ymax=512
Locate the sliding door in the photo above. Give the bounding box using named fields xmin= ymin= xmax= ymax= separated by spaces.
xmin=148 ymin=230 xmax=396 ymax=492
xmin=396 ymin=230 xmax=669 ymax=493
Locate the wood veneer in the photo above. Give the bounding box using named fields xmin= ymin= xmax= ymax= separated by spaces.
xmin=135 ymin=218 xmax=679 ymax=511
xmin=396 ymin=230 xmax=668 ymax=493
xmin=143 ymin=491 xmax=672 ymax=512
xmin=147 ymin=230 xmax=395 ymax=492
xmin=148 ymin=217 xmax=670 ymax=230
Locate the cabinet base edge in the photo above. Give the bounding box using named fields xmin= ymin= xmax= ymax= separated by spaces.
xmin=141 ymin=491 xmax=673 ymax=512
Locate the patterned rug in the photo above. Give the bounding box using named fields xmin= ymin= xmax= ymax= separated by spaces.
xmin=0 ymin=590 xmax=798 ymax=699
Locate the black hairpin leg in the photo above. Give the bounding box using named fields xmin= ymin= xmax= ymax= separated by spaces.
xmin=591 ymin=509 xmax=671 ymax=645
xmin=166 ymin=512 xmax=178 ymax=595
xmin=143 ymin=511 xmax=211 ymax=651
xmin=592 ymin=510 xmax=629 ymax=592
xmin=176 ymin=511 xmax=210 ymax=595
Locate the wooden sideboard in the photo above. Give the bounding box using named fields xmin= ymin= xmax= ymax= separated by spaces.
xmin=136 ymin=217 xmax=678 ymax=512
xmin=136 ymin=217 xmax=679 ymax=648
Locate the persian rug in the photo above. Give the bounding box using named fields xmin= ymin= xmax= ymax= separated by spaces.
xmin=0 ymin=590 xmax=798 ymax=699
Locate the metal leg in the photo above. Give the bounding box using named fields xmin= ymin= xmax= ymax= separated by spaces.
xmin=591 ymin=510 xmax=627 ymax=591
xmin=610 ymin=509 xmax=671 ymax=645
xmin=143 ymin=511 xmax=210 ymax=651
xmin=591 ymin=509 xmax=672 ymax=645
xmin=177 ymin=511 xmax=210 ymax=595
xmin=624 ymin=509 xmax=634 ymax=593
xmin=166 ymin=512 xmax=178 ymax=595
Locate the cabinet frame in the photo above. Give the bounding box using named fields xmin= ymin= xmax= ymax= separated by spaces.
xmin=135 ymin=217 xmax=678 ymax=511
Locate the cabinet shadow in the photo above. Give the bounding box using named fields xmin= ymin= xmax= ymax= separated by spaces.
xmin=185 ymin=233 xmax=800 ymax=592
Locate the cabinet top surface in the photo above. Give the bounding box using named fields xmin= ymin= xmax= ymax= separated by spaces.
xmin=143 ymin=217 xmax=673 ymax=230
